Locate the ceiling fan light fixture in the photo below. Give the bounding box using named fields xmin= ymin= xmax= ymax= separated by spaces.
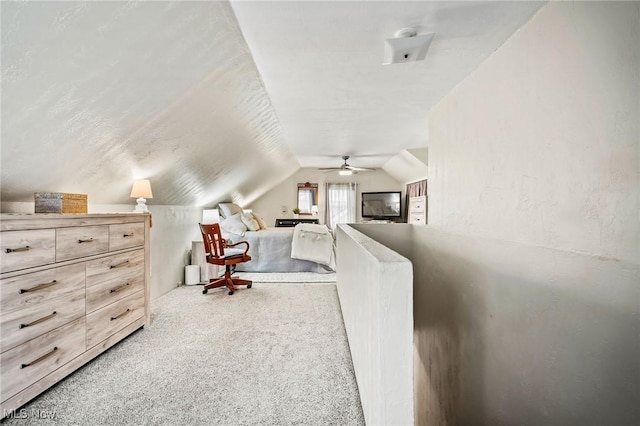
xmin=318 ymin=155 xmax=373 ymax=174
xmin=383 ymin=28 xmax=435 ymax=65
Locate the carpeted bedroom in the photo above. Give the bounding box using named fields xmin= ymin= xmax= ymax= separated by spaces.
xmin=1 ymin=275 xmax=364 ymax=425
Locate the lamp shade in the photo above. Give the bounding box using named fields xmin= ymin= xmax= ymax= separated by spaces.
xmin=130 ymin=179 xmax=153 ymax=198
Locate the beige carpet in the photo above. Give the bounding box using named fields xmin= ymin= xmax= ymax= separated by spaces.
xmin=2 ymin=283 xmax=363 ymax=425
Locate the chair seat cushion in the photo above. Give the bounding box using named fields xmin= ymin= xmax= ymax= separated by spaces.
xmin=222 ymin=247 xmax=246 ymax=258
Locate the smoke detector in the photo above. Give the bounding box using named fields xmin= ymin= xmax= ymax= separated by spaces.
xmin=383 ymin=28 xmax=435 ymax=65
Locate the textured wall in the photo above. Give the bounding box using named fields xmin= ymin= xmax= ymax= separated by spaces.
xmin=336 ymin=224 xmax=414 ymax=426
xmin=419 ymin=1 xmax=640 ymax=425
xmin=411 ymin=227 xmax=639 ymax=426
xmin=429 ymin=1 xmax=639 ymax=264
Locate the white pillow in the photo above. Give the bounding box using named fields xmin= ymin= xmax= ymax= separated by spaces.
xmin=252 ymin=212 xmax=268 ymax=230
xmin=241 ymin=212 xmax=260 ymax=231
xmin=220 ymin=213 xmax=247 ymax=236
xmin=218 ymin=202 xmax=243 ymax=219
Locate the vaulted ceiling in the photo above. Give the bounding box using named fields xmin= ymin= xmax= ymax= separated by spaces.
xmin=1 ymin=1 xmax=545 ymax=207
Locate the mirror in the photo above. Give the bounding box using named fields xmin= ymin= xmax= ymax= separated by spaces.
xmin=297 ymin=182 xmax=318 ymax=215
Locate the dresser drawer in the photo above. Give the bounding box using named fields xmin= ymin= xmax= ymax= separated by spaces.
xmin=109 ymin=223 xmax=145 ymax=251
xmin=86 ymin=250 xmax=144 ymax=313
xmin=1 ymin=263 xmax=85 ymax=315
xmin=0 ymin=317 xmax=85 ymax=402
xmin=409 ymin=214 xmax=426 ymax=225
xmin=56 ymin=225 xmax=109 ymax=262
xmin=0 ymin=229 xmax=56 ymax=273
xmin=410 ymin=197 xmax=426 ymax=212
xmin=86 ymin=290 xmax=144 ymax=348
xmin=1 ymin=287 xmax=85 ymax=353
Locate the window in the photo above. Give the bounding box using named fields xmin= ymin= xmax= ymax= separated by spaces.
xmin=325 ymin=182 xmax=357 ymax=231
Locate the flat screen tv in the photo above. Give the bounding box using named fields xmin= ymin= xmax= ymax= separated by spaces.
xmin=361 ymin=191 xmax=402 ymax=219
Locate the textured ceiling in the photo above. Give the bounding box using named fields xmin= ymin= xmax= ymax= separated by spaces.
xmin=1 ymin=1 xmax=545 ymax=206
xmin=1 ymin=1 xmax=298 ymax=206
xmin=231 ymin=0 xmax=546 ymax=169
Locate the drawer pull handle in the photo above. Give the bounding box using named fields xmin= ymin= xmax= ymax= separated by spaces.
xmin=20 ymin=311 xmax=57 ymax=329
xmin=21 ymin=346 xmax=59 ymax=369
xmin=110 ymin=283 xmax=130 ymax=293
xmin=110 ymin=260 xmax=130 ymax=269
xmin=5 ymin=245 xmax=30 ymax=253
xmin=123 ymin=233 xmax=134 ymax=237
xmin=111 ymin=308 xmax=131 ymax=321
xmin=20 ymin=280 xmax=58 ymax=294
xmin=77 ymin=238 xmax=94 ymax=243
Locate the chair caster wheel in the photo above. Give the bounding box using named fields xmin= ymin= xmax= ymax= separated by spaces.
xmin=247 ymin=284 xmax=252 ymax=289
xmin=202 ymin=290 xmax=208 ymax=294
xmin=228 ymin=291 xmax=234 ymax=295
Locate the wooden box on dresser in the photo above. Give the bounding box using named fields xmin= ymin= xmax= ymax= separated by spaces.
xmin=0 ymin=213 xmax=151 ymax=414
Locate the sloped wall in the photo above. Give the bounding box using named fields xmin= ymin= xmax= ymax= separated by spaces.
xmin=1 ymin=1 xmax=298 ymax=207
xmin=418 ymin=2 xmax=639 ymax=425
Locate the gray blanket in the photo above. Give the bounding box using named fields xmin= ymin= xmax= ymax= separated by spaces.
xmin=224 ymin=228 xmax=333 ymax=273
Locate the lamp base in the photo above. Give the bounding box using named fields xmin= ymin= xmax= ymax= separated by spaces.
xmin=133 ymin=197 xmax=149 ymax=213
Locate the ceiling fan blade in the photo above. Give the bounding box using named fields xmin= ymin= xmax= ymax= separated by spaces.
xmin=318 ymin=154 xmax=377 ymax=172
xmin=347 ymin=166 xmax=375 ymax=171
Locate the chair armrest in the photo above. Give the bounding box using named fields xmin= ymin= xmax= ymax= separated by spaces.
xmin=225 ymin=240 xmax=250 ymax=256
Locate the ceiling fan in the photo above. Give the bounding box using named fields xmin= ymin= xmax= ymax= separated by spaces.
xmin=318 ymin=155 xmax=376 ymax=175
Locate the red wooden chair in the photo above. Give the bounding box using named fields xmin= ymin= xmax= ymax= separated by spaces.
xmin=199 ymin=223 xmax=252 ymax=295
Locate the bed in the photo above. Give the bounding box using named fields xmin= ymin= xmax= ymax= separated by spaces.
xmin=216 ymin=203 xmax=334 ymax=273
xmin=224 ymin=227 xmax=333 ymax=273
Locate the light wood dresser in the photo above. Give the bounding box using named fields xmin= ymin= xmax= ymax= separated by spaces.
xmin=0 ymin=213 xmax=151 ymax=414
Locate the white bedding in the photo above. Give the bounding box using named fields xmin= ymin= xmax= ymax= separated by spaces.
xmin=222 ymin=227 xmax=333 ymax=273
xmin=291 ymin=224 xmax=336 ymax=270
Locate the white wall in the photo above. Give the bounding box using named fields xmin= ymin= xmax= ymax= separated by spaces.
xmin=336 ymin=224 xmax=414 ymax=426
xmin=0 ymin=202 xmax=201 ymax=300
xmin=429 ymin=1 xmax=639 ymax=264
xmin=247 ymin=167 xmax=402 ymax=227
xmin=415 ymin=2 xmax=639 ymax=425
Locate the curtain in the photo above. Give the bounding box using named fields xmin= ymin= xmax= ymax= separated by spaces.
xmin=404 ymin=179 xmax=427 ymax=222
xmin=324 ymin=182 xmax=357 ymax=231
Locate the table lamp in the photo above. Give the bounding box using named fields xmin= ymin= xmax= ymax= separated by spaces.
xmin=130 ymin=179 xmax=153 ymax=213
